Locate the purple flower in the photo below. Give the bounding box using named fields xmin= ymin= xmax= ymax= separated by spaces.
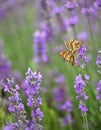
xmin=96 ymin=50 xmax=101 ymax=72
xmin=8 ymin=104 xmax=15 ymax=112
xmin=93 ymin=2 xmax=100 ymax=10
xmin=3 ymin=124 xmax=14 ymax=130
xmin=4 ymin=84 xmax=10 ymax=92
xmin=78 ymin=45 xmax=87 ymax=57
xmin=96 ymin=80 xmax=101 ymax=100
xmin=78 ymin=104 xmax=88 ymax=114
xmin=62 ymin=100 xmax=73 ymax=112
xmin=65 ymin=16 xmax=79 ymax=28
xmin=0 ymin=56 xmax=12 ymax=79
xmin=55 ymin=13 xmax=67 ymax=33
xmin=84 ymin=74 xmax=90 ymax=81
xmin=60 ymin=114 xmax=74 ymax=126
xmin=74 ymin=74 xmax=86 ymax=94
xmin=40 ymin=21 xmax=54 ymax=41
xmin=77 ymin=31 xmax=88 ymax=42
xmin=55 ymin=75 xmax=65 ymax=84
xmin=0 ymin=6 xmax=6 ymax=20
xmin=75 ymin=45 xmax=89 ymax=68
xmin=65 ymin=1 xmax=78 ymax=11
xmin=81 ymin=7 xmax=94 ymax=16
xmin=53 ymin=86 xmax=66 ymax=103
xmin=77 ymin=92 xmax=88 ymax=101
xmin=4 ymin=68 xmax=43 ymax=130
xmin=74 ymin=74 xmax=89 ymax=114
xmin=53 ymin=6 xmax=64 ymax=14
xmin=4 ymin=78 xmax=27 ymax=129
xmin=96 ymin=0 xmax=101 ymax=7
xmin=24 ymin=68 xmax=43 ymax=130
xmin=33 ymin=30 xmax=49 ymax=64
xmin=36 ymin=108 xmax=43 ymax=121
xmin=53 ymin=73 xmax=73 ymax=126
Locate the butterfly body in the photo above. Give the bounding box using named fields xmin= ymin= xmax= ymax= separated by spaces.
xmin=60 ymin=40 xmax=83 ymax=65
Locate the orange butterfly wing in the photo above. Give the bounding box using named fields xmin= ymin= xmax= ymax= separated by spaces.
xmin=60 ymin=50 xmax=75 ymax=65
xmin=64 ymin=40 xmax=83 ymax=54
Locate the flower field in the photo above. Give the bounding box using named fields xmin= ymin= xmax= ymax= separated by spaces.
xmin=0 ymin=0 xmax=101 ymax=130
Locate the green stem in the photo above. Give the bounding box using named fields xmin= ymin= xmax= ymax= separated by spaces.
xmin=86 ymin=16 xmax=96 ymax=50
xmin=82 ymin=114 xmax=86 ymax=130
xmin=69 ymin=124 xmax=73 ymax=130
xmin=68 ymin=116 xmax=73 ymax=130
xmin=84 ymin=113 xmax=89 ymax=130
xmin=69 ymin=11 xmax=77 ymax=39
xmin=72 ymin=26 xmax=77 ymax=39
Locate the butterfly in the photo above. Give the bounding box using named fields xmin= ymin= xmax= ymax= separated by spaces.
xmin=60 ymin=40 xmax=83 ymax=65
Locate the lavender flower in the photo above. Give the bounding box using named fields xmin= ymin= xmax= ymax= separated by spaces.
xmin=77 ymin=31 xmax=88 ymax=42
xmin=65 ymin=1 xmax=78 ymax=11
xmin=96 ymin=80 xmax=101 ymax=111
xmin=3 ymin=68 xmax=43 ymax=130
xmin=40 ymin=21 xmax=54 ymax=41
xmin=62 ymin=100 xmax=73 ymax=112
xmin=24 ymin=68 xmax=43 ymax=130
xmin=53 ymin=73 xmax=73 ymax=126
xmin=4 ymin=78 xmax=27 ymax=130
xmin=78 ymin=104 xmax=88 ymax=114
xmin=75 ymin=44 xmax=90 ymax=68
xmin=0 ymin=6 xmax=6 ymax=20
xmin=96 ymin=50 xmax=101 ymax=73
xmin=3 ymin=124 xmax=14 ymax=130
xmin=53 ymin=6 xmax=64 ymax=14
xmin=53 ymin=87 xmax=66 ymax=105
xmin=53 ymin=8 xmax=67 ymax=33
xmin=96 ymin=80 xmax=101 ymax=101
xmin=33 ymin=30 xmax=49 ymax=64
xmin=65 ymin=16 xmax=79 ymax=28
xmin=81 ymin=7 xmax=94 ymax=16
xmin=60 ymin=114 xmax=74 ymax=126
xmin=0 ymin=55 xmax=12 ymax=80
xmin=74 ymin=74 xmax=89 ymax=114
xmin=96 ymin=0 xmax=101 ymax=7
xmin=0 ymin=42 xmax=22 ymax=107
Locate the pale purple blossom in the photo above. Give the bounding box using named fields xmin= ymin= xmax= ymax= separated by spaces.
xmin=4 ymin=78 xmax=27 ymax=129
xmin=4 ymin=68 xmax=43 ymax=130
xmin=96 ymin=50 xmax=101 ymax=72
xmin=96 ymin=0 xmax=101 ymax=7
xmin=74 ymin=74 xmax=89 ymax=114
xmin=65 ymin=16 xmax=79 ymax=28
xmin=53 ymin=73 xmax=73 ymax=126
xmin=24 ymin=68 xmax=43 ymax=130
xmin=78 ymin=104 xmax=88 ymax=114
xmin=65 ymin=1 xmax=78 ymax=11
xmin=77 ymin=32 xmax=88 ymax=42
xmin=96 ymin=80 xmax=101 ymax=101
xmin=60 ymin=114 xmax=74 ymax=126
xmin=33 ymin=30 xmax=49 ymax=64
xmin=75 ymin=45 xmax=90 ymax=68
xmin=81 ymin=7 xmax=94 ymax=16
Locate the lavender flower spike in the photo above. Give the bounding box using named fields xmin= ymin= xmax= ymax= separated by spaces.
xmin=96 ymin=50 xmax=101 ymax=73
xmin=96 ymin=80 xmax=101 ymax=111
xmin=4 ymin=78 xmax=27 ymax=130
xmin=25 ymin=68 xmax=43 ymax=130
xmin=74 ymin=74 xmax=89 ymax=114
